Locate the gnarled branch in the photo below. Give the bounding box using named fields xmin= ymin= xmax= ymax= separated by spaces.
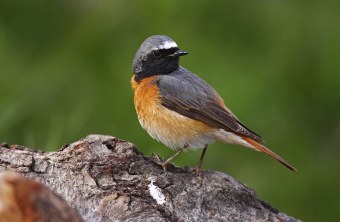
xmin=0 ymin=135 xmax=300 ymax=222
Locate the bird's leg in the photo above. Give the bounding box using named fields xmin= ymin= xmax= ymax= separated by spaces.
xmin=156 ymin=148 xmax=184 ymax=172
xmin=193 ymin=145 xmax=208 ymax=174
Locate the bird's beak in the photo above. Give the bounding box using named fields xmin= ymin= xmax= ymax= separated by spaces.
xmin=169 ymin=50 xmax=189 ymax=57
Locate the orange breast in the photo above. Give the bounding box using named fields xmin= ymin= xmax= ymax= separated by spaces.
xmin=131 ymin=75 xmax=216 ymax=150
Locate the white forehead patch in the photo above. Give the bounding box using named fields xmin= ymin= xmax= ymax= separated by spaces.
xmin=153 ymin=41 xmax=178 ymax=50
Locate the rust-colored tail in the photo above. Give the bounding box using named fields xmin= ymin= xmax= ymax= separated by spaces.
xmin=242 ymin=137 xmax=297 ymax=172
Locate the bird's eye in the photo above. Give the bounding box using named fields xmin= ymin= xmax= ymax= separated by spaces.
xmin=153 ymin=50 xmax=161 ymax=57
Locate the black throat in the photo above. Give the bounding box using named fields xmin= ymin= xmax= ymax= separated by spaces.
xmin=134 ymin=58 xmax=179 ymax=82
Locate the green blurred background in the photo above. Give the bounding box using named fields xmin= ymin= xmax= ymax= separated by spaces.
xmin=1 ymin=0 xmax=339 ymax=221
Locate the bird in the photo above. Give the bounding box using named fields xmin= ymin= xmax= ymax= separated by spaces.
xmin=131 ymin=35 xmax=297 ymax=172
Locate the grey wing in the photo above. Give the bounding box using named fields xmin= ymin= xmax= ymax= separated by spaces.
xmin=157 ymin=68 xmax=263 ymax=142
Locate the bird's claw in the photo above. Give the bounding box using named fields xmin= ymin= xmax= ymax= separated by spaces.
xmin=191 ymin=166 xmax=202 ymax=176
xmin=152 ymin=154 xmax=169 ymax=172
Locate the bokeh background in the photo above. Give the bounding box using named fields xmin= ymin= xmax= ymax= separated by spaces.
xmin=1 ymin=1 xmax=339 ymax=221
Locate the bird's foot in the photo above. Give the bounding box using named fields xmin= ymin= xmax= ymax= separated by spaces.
xmin=152 ymin=149 xmax=184 ymax=172
xmin=191 ymin=166 xmax=202 ymax=176
xmin=151 ymin=153 xmax=169 ymax=172
xmin=156 ymin=160 xmax=169 ymax=172
xmin=191 ymin=145 xmax=207 ymax=176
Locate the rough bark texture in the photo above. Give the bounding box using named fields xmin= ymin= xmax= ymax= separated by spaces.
xmin=0 ymin=135 xmax=300 ymax=222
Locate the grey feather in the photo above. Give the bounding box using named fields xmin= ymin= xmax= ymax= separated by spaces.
xmin=157 ymin=67 xmax=263 ymax=142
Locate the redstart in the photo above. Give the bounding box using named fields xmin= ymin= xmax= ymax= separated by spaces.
xmin=131 ymin=35 xmax=297 ymax=172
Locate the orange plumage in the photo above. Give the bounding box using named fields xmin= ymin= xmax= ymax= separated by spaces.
xmin=132 ymin=75 xmax=216 ymax=150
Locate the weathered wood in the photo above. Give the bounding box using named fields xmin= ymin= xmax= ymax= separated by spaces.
xmin=0 ymin=135 xmax=300 ymax=222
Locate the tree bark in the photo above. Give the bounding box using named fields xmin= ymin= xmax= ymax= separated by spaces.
xmin=0 ymin=135 xmax=300 ymax=222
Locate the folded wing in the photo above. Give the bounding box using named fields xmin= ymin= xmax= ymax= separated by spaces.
xmin=157 ymin=68 xmax=263 ymax=143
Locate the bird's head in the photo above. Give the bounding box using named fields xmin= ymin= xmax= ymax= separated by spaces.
xmin=132 ymin=35 xmax=188 ymax=81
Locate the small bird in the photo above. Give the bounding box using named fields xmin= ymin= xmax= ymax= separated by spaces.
xmin=131 ymin=35 xmax=297 ymax=172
